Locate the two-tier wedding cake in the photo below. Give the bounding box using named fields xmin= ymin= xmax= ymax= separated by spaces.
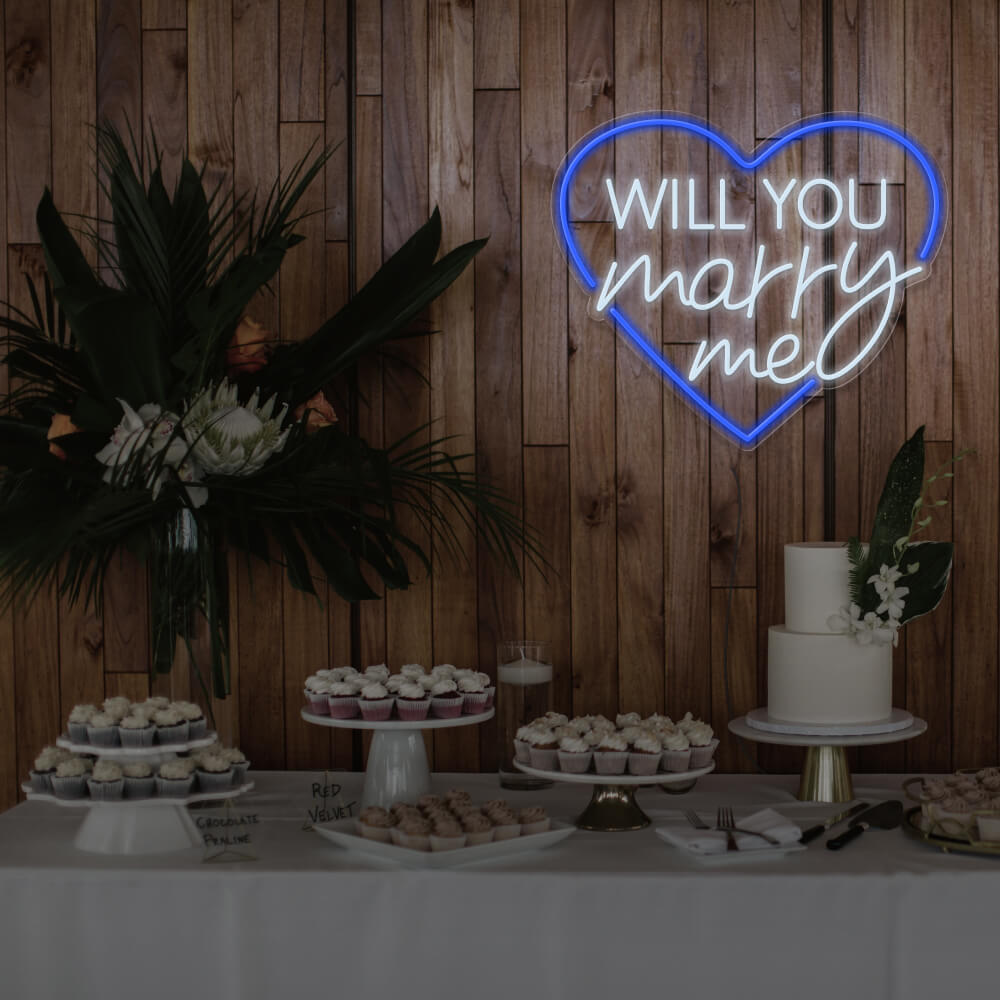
xmin=766 ymin=542 xmax=892 ymax=725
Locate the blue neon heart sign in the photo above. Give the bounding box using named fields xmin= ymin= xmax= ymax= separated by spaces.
xmin=553 ymin=114 xmax=945 ymax=446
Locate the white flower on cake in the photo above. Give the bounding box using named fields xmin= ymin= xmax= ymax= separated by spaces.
xmin=827 ymin=601 xmax=900 ymax=647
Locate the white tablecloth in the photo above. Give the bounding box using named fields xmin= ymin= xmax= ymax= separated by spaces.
xmin=1 ymin=771 xmax=998 ymax=1000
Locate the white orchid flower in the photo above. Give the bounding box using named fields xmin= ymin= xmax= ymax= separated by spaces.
xmin=877 ymin=585 xmax=909 ymax=620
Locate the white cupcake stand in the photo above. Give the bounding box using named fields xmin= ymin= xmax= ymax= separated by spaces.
xmin=514 ymin=760 xmax=716 ymax=831
xmin=24 ymin=732 xmax=253 ymax=855
xmin=729 ymin=712 xmax=928 ymax=803
xmin=301 ymin=708 xmax=494 ymax=809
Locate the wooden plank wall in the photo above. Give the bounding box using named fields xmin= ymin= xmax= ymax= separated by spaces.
xmin=0 ymin=0 xmax=997 ymax=810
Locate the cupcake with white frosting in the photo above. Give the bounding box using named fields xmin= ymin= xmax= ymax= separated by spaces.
xmin=526 ymin=726 xmax=559 ymax=770
xmin=304 ymin=675 xmax=332 ymax=715
xmin=686 ymin=720 xmax=718 ymax=767
xmin=431 ymin=663 xmax=457 ymax=680
xmin=385 ymin=673 xmax=407 ymax=694
xmin=87 ymin=760 xmax=124 ymax=801
xmin=153 ymin=707 xmax=189 ymax=745
xmin=396 ymin=681 xmax=431 ymax=722
xmin=155 ymin=759 xmax=196 ymax=797
xmin=593 ymin=731 xmax=629 ymax=775
xmin=174 ymin=701 xmax=207 ymax=740
xmin=327 ymin=680 xmax=360 ymax=719
xmin=363 ymin=663 xmax=391 ymax=683
xmin=195 ymin=753 xmax=234 ymax=793
xmin=118 ymin=711 xmax=156 ymax=748
xmin=221 ymin=747 xmax=250 ymax=785
xmin=616 ymin=711 xmax=641 ymax=728
xmin=513 ymin=725 xmax=534 ymax=763
xmin=86 ymin=712 xmax=120 ymax=748
xmin=358 ymin=681 xmax=394 ymax=721
xmin=30 ymin=747 xmax=69 ymax=792
xmin=67 ymin=704 xmax=98 ymax=743
xmin=557 ymin=735 xmax=593 ymax=773
xmin=660 ymin=728 xmax=692 ymax=772
xmin=399 ymin=663 xmax=426 ymax=679
xmin=628 ymin=732 xmax=662 ymax=776
xmin=50 ymin=757 xmax=89 ymax=798
xmin=430 ymin=678 xmax=463 ymax=719
xmin=102 ymin=697 xmax=132 ymax=722
xmin=122 ymin=761 xmax=155 ymax=798
xmin=458 ymin=674 xmax=488 ymax=715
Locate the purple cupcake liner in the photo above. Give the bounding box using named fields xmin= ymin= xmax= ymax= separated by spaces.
xmin=358 ymin=697 xmax=395 ymax=721
xmin=396 ymin=698 xmax=431 ymax=721
xmin=461 ymin=691 xmax=489 ymax=715
xmin=327 ymin=696 xmax=360 ymax=719
xmin=689 ymin=738 xmax=719 ymax=769
xmin=304 ymin=691 xmax=331 ymax=716
xmin=430 ymin=696 xmax=464 ymax=719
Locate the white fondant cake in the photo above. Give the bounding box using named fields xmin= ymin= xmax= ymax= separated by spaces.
xmin=766 ymin=543 xmax=892 ymax=725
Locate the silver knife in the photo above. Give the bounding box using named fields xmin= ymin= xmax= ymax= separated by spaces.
xmin=799 ymin=801 xmax=870 ymax=843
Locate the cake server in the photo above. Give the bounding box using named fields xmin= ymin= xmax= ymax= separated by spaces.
xmin=826 ymin=800 xmax=903 ymax=850
xmin=799 ymin=801 xmax=870 ymax=844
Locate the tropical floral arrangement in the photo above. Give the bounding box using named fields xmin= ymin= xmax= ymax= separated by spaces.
xmin=0 ymin=125 xmax=528 ymax=698
xmin=827 ymin=426 xmax=967 ymax=646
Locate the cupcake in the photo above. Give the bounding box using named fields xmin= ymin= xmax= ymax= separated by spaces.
xmin=393 ymin=815 xmax=432 ymax=850
xmin=140 ymin=697 xmax=171 ymax=716
xmin=155 ymin=759 xmax=196 ymax=797
xmin=358 ymin=806 xmax=396 ymax=842
xmin=304 ymin=675 xmax=332 ymax=715
xmin=153 ymin=707 xmax=189 ymax=744
xmin=86 ymin=712 xmax=120 ymax=748
xmin=50 ymin=757 xmax=89 ymax=799
xmin=400 ymin=663 xmax=426 ymax=679
xmin=327 ymin=680 xmax=360 ymax=719
xmin=430 ymin=678 xmax=463 ymax=719
xmin=527 ymin=727 xmax=559 ymax=770
xmin=327 ymin=666 xmax=356 ymax=682
xmin=418 ymin=673 xmax=438 ymax=693
xmin=458 ymin=675 xmax=489 ymax=715
xmin=119 ymin=712 xmax=156 ymax=748
xmin=363 ymin=663 xmax=391 ymax=683
xmin=462 ymin=812 xmax=495 ymax=846
xmin=518 ymin=806 xmax=550 ymax=835
xmin=196 ymin=753 xmax=235 ymax=793
xmin=445 ymin=787 xmax=472 ymax=806
xmin=385 ymin=674 xmax=407 ymax=694
xmin=30 ymin=747 xmax=68 ymax=792
xmin=430 ymin=663 xmax=457 ymax=680
xmin=616 ymin=711 xmax=641 ymax=728
xmin=358 ymin=681 xmax=394 ymax=721
xmin=417 ymin=794 xmax=444 ymax=810
xmin=429 ymin=818 xmax=467 ymax=851
xmin=396 ymin=681 xmax=431 ymax=721
xmin=474 ymin=672 xmax=495 ymax=709
xmin=489 ymin=808 xmax=521 ymax=841
xmin=513 ymin=725 xmax=534 ymax=763
xmin=87 ymin=760 xmax=124 ymax=801
xmin=542 ymin=712 xmax=569 ymax=727
xmin=221 ymin=747 xmax=250 ymax=785
xmin=67 ymin=704 xmax=98 ymax=743
xmin=102 ymin=697 xmax=132 ymax=722
xmin=174 ymin=701 xmax=207 ymax=740
xmin=122 ymin=761 xmax=155 ymax=798
xmin=686 ymin=721 xmax=718 ymax=767
xmin=557 ymin=735 xmax=593 ymax=773
xmin=660 ymin=728 xmax=692 ymax=772
xmin=628 ymin=733 xmax=663 ymax=776
xmin=593 ymin=731 xmax=629 ymax=775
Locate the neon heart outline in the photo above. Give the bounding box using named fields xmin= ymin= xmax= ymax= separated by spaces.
xmin=553 ymin=114 xmax=946 ymax=446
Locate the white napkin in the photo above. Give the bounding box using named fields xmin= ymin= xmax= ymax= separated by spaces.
xmin=658 ymin=808 xmax=802 ymax=855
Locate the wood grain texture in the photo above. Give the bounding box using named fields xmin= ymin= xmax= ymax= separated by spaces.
xmin=475 ymin=0 xmax=518 ymax=89
xmin=754 ymin=0 xmax=801 ymax=138
xmin=520 ymin=0 xmax=567 ymax=444
xmin=142 ymin=0 xmax=186 ymax=29
xmin=712 ymin=587 xmax=757 ymax=773
xmin=354 ymin=0 xmax=381 ymax=94
xmin=325 ymin=0 xmax=349 ymax=240
xmin=188 ymin=0 xmax=234 ymax=195
xmin=859 ymin=0 xmax=904 ymax=182
xmin=141 ymin=28 xmax=186 ymax=192
xmin=280 ymin=0 xmax=324 ymax=121
xmin=5 ymin=0 xmax=51 ymax=243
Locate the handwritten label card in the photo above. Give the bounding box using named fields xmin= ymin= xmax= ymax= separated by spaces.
xmin=305 ymin=774 xmax=357 ymax=828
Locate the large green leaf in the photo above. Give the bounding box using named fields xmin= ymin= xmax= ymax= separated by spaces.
xmin=35 ymin=189 xmax=99 ymax=294
xmin=898 ymin=540 xmax=954 ymax=624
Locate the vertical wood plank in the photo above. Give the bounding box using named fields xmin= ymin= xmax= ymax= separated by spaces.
xmin=325 ymin=0 xmax=349 ymax=240
xmin=755 ymin=0 xmax=801 ymax=137
xmin=5 ymin=0 xmax=51 ymax=242
xmin=474 ymin=87 xmax=522 ymax=769
xmin=429 ymin=0 xmax=477 ymax=771
xmin=859 ymin=0 xmax=904 ymax=182
xmin=475 ymin=0 xmax=518 ymax=89
xmin=187 ymin=0 xmax=233 ymax=195
xmin=280 ymin=0 xmax=324 ymax=121
xmin=520 ymin=0 xmax=567 ymax=445
xmin=569 ymin=222 xmax=617 ymax=717
xmin=142 ymin=0 xmax=186 ymax=29
xmin=712 ymin=587 xmax=757 ymax=772
xmin=355 ymin=0 xmax=381 ymax=95
xmin=105 ymin=671 xmax=150 ymax=704
xmin=141 ymin=28 xmax=186 ymax=192
xmin=952 ymin=0 xmax=999 ymax=770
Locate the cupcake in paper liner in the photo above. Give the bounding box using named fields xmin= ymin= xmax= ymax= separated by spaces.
xmin=518 ymin=806 xmax=550 ymax=835
xmin=50 ymin=757 xmax=89 ymax=799
xmin=526 ymin=725 xmax=558 ymax=770
xmin=196 ymin=753 xmax=235 ymax=794
xmin=395 ymin=681 xmax=431 ymax=721
xmin=87 ymin=761 xmax=124 ymax=801
xmin=593 ymin=732 xmax=629 ymax=775
xmin=358 ymin=682 xmax=394 ymax=721
xmin=489 ymin=809 xmax=522 ymax=841
xmin=513 ymin=725 xmax=534 ymax=764
xmin=394 ymin=815 xmax=432 ymax=850
xmin=686 ymin=721 xmax=717 ymax=768
xmin=119 ymin=713 xmax=156 ymax=748
xmin=461 ymin=812 xmax=495 ymax=846
xmin=155 ymin=759 xmax=196 ymax=798
xmin=174 ymin=701 xmax=208 ymax=740
xmin=457 ymin=675 xmax=488 ymax=715
xmin=556 ymin=735 xmax=593 ymax=773
xmin=30 ymin=747 xmax=69 ymax=793
xmin=86 ymin=712 xmax=120 ymax=748
xmin=327 ymin=681 xmax=360 ymax=719
xmin=122 ymin=761 xmax=155 ymax=799
xmin=304 ymin=676 xmax=333 ymax=715
xmin=220 ymin=748 xmax=250 ymax=784
xmin=67 ymin=704 xmax=98 ymax=743
xmin=429 ymin=818 xmax=467 ymax=851
xmin=153 ymin=708 xmax=189 ymax=745
xmin=358 ymin=806 xmax=396 ymax=842
xmin=659 ymin=729 xmax=691 ymax=772
xmin=473 ymin=672 xmax=496 ymax=710
xmin=429 ymin=678 xmax=463 ymax=719
xmin=628 ymin=733 xmax=663 ymax=776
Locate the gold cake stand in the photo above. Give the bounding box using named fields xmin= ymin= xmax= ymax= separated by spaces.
xmin=728 ymin=714 xmax=927 ymax=803
xmin=514 ymin=760 xmax=715 ymax=831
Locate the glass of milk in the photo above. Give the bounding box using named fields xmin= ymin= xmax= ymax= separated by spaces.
xmin=497 ymin=639 xmax=554 ymax=789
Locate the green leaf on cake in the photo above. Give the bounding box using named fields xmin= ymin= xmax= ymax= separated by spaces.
xmin=897 ymin=540 xmax=954 ymax=624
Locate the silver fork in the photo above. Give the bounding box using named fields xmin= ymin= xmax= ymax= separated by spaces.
xmin=684 ymin=809 xmax=710 ymax=829
xmin=716 ymin=805 xmax=781 ymax=846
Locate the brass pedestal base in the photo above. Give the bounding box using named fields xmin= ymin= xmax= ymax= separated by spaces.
xmin=576 ymin=784 xmax=650 ymax=831
xmin=798 ymin=745 xmax=854 ymax=803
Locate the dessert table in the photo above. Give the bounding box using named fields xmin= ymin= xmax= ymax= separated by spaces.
xmin=0 ymin=771 xmax=997 ymax=1000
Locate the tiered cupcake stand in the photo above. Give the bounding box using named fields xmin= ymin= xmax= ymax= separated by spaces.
xmin=729 ymin=710 xmax=927 ymax=803
xmin=23 ymin=733 xmax=254 ymax=855
xmin=514 ymin=760 xmax=715 ymax=831
xmin=301 ymin=708 xmax=494 ymax=809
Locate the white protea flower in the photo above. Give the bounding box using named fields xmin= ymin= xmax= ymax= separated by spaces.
xmin=184 ymin=379 xmax=290 ymax=477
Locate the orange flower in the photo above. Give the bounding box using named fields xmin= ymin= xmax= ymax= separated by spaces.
xmin=225 ymin=316 xmax=273 ymax=376
xmin=293 ymin=391 xmax=338 ymax=433
xmin=46 ymin=413 xmax=80 ymax=460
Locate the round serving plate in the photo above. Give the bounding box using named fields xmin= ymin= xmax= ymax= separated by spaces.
xmin=22 ymin=781 xmax=254 ymax=856
xmin=514 ymin=760 xmax=715 ymax=832
xmin=902 ymin=806 xmax=1000 ymax=858
xmin=55 ymin=732 xmax=218 ymax=759
xmin=745 ymin=707 xmax=914 ymax=737
xmin=301 ymin=707 xmax=495 ymax=809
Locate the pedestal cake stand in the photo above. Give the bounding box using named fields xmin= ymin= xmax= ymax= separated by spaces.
xmin=729 ymin=711 xmax=927 ymax=803
xmin=514 ymin=760 xmax=715 ymax=831
xmin=301 ymin=708 xmax=494 ymax=809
